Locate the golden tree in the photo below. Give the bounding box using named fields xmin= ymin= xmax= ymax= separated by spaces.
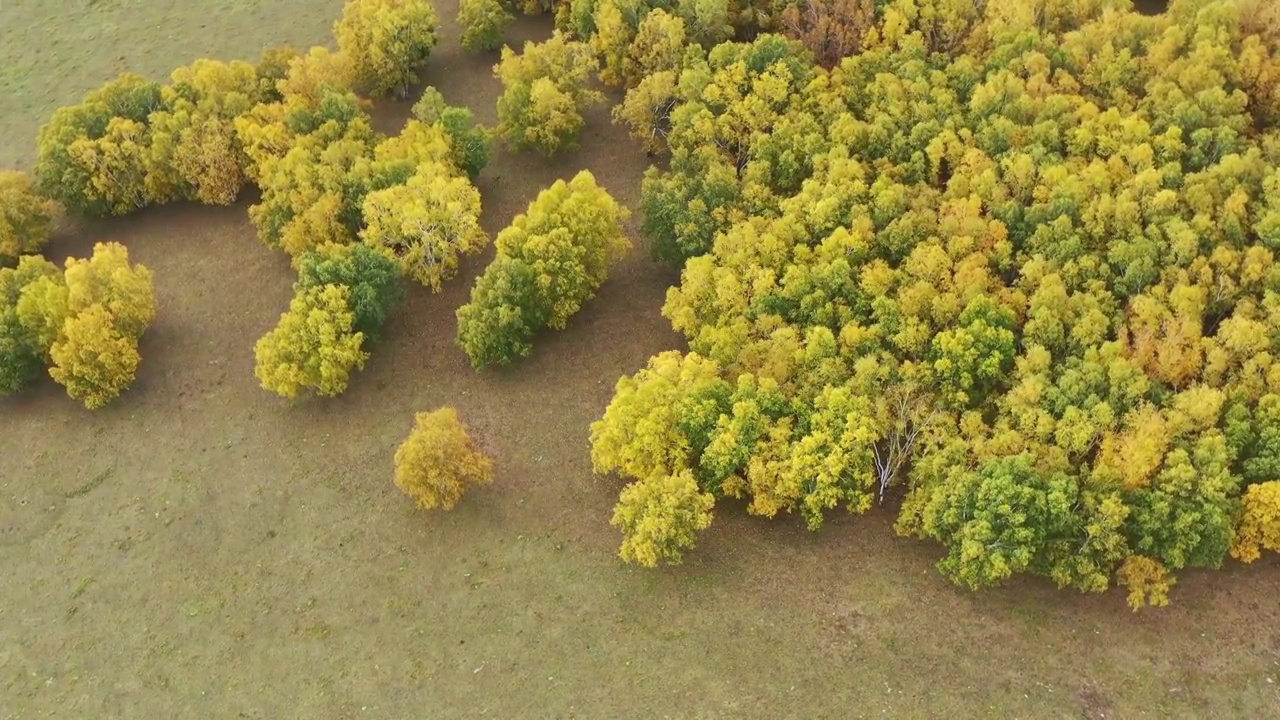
xmin=254 ymin=284 xmax=369 ymax=398
xmin=0 ymin=171 xmax=61 ymax=263
xmin=393 ymin=407 xmax=494 ymax=510
xmin=335 ymin=0 xmax=439 ymax=98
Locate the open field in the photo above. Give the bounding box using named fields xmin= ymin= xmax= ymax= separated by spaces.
xmin=2 ymin=1 xmax=1279 ymax=717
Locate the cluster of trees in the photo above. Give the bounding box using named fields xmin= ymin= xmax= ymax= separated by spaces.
xmin=1 ymin=243 xmax=155 ymax=408
xmin=589 ymin=0 xmax=1280 ymax=606
xmin=457 ymin=170 xmax=629 ymax=368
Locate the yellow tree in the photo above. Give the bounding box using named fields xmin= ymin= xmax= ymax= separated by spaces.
xmin=0 ymin=171 xmax=61 ymax=263
xmin=611 ymin=470 xmax=715 ymax=567
xmin=335 ymin=0 xmax=439 ymax=98
xmin=360 ymin=164 xmax=488 ymax=291
xmin=48 ymin=304 xmax=141 ymax=410
xmin=494 ymin=32 xmax=602 ymax=155
xmin=254 ymin=284 xmax=369 ymax=398
xmin=458 ymin=0 xmax=513 ymax=53
xmin=63 ymin=241 xmax=156 ymax=339
xmin=393 ymin=407 xmax=495 ymax=510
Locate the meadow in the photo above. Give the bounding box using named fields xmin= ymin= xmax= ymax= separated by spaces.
xmin=1 ymin=0 xmax=1278 ymax=716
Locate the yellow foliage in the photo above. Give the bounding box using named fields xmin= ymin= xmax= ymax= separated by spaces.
xmin=277 ymin=47 xmax=355 ymax=104
xmin=334 ymin=0 xmax=439 ymax=98
xmin=48 ymin=304 xmax=141 ymax=410
xmin=393 ymin=407 xmax=494 ymax=511
xmin=1230 ymin=481 xmax=1280 ymax=563
xmin=171 ymin=117 xmax=245 ymax=206
xmin=1116 ymin=555 xmax=1176 ymax=611
xmin=254 ymin=284 xmax=368 ymax=398
xmin=0 ymin=171 xmax=61 ymax=262
xmin=63 ymin=242 xmax=156 ymax=339
xmin=611 ymin=470 xmax=715 ymax=567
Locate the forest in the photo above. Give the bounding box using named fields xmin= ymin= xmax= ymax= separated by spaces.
xmin=4 ymin=0 xmax=1280 ymax=615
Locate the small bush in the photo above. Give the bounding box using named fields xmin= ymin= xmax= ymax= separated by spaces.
xmin=0 ymin=171 xmax=61 ymax=263
xmin=458 ymin=0 xmax=514 ymax=53
xmin=254 ymin=284 xmax=369 ymax=398
xmin=393 ymin=407 xmax=494 ymax=510
xmin=335 ymin=0 xmax=440 ymax=98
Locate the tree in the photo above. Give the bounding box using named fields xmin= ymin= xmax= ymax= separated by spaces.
xmin=456 ymin=171 xmax=629 ymax=368
xmin=458 ymin=0 xmax=514 ymax=53
xmin=1231 ymin=481 xmax=1280 ymax=563
xmin=0 ymin=171 xmax=60 ymax=263
xmin=412 ymin=88 xmax=493 ymax=179
xmin=63 ymin=242 xmax=156 ymax=339
xmin=48 ymin=304 xmax=142 ymax=410
xmin=393 ymin=407 xmax=495 ymax=510
xmin=295 ymin=242 xmax=405 ymax=341
xmin=361 ymin=164 xmax=488 ymax=291
xmin=494 ymin=33 xmax=603 ymax=155
xmin=0 ymin=257 xmax=62 ymax=394
xmin=335 ymin=0 xmax=439 ymax=98
xmin=611 ymin=470 xmax=715 ymax=567
xmin=779 ymin=0 xmax=876 ymax=68
xmin=254 ymin=284 xmax=369 ymax=398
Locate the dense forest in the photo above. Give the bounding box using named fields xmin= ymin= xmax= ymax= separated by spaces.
xmin=4 ymin=0 xmax=1280 ymax=608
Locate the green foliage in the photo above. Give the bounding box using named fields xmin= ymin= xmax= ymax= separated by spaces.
xmin=393 ymin=407 xmax=495 ymax=510
xmin=335 ymin=0 xmax=439 ymax=98
xmin=296 ymin=242 xmax=405 ymax=342
xmin=0 ymin=256 xmax=61 ymax=394
xmin=254 ymin=284 xmax=369 ymax=398
xmin=0 ymin=171 xmax=60 ymax=263
xmin=458 ymin=0 xmax=514 ymax=53
xmin=612 ymin=470 xmax=715 ymax=567
xmin=594 ymin=4 xmax=1280 ymax=603
xmin=457 ymin=170 xmax=630 ymax=368
xmin=494 ymin=33 xmax=603 ymax=155
xmin=412 ymin=88 xmax=493 ymax=178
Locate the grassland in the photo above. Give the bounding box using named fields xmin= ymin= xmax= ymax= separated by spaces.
xmin=1 ymin=1 xmax=1278 ymax=717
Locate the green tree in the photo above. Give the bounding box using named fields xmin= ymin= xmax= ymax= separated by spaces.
xmin=254 ymin=284 xmax=369 ymax=398
xmin=412 ymin=88 xmax=493 ymax=178
xmin=458 ymin=0 xmax=514 ymax=53
xmin=0 ymin=256 xmax=61 ymax=394
xmin=295 ymin=242 xmax=405 ymax=341
xmin=456 ymin=171 xmax=630 ymax=367
xmin=335 ymin=0 xmax=439 ymax=98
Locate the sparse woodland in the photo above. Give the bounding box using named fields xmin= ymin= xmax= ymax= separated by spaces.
xmin=4 ymin=0 xmax=1280 ymax=608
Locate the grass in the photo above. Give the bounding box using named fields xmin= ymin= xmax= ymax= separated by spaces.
xmin=1 ymin=1 xmax=1279 ymax=718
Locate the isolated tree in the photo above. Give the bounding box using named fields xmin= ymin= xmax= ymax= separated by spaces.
xmin=393 ymin=407 xmax=495 ymax=510
xmin=47 ymin=304 xmax=141 ymax=410
xmin=254 ymin=284 xmax=369 ymax=398
xmin=456 ymin=171 xmax=629 ymax=368
xmin=361 ymin=164 xmax=488 ymax=291
xmin=0 ymin=171 xmax=61 ymax=263
xmin=611 ymin=470 xmax=715 ymax=567
xmin=295 ymin=242 xmax=405 ymax=342
xmin=458 ymin=0 xmax=514 ymax=53
xmin=335 ymin=0 xmax=439 ymax=98
xmin=494 ymin=33 xmax=603 ymax=155
xmin=412 ymin=88 xmax=493 ymax=179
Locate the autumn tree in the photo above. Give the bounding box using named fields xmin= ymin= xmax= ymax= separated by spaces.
xmin=0 ymin=171 xmax=60 ymax=263
xmin=458 ymin=0 xmax=514 ymax=52
xmin=456 ymin=171 xmax=629 ymax=367
xmin=361 ymin=163 xmax=488 ymax=290
xmin=779 ymin=0 xmax=876 ymax=68
xmin=393 ymin=407 xmax=495 ymax=510
xmin=335 ymin=0 xmax=440 ymax=98
xmin=494 ymin=32 xmax=603 ymax=155
xmin=254 ymin=284 xmax=369 ymax=398
xmin=0 ymin=256 xmax=61 ymax=394
xmin=412 ymin=88 xmax=493 ymax=179
xmin=611 ymin=470 xmax=715 ymax=567
xmin=295 ymin=242 xmax=405 ymax=342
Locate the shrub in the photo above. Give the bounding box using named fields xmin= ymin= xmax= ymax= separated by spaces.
xmin=611 ymin=470 xmax=715 ymax=567
xmin=393 ymin=407 xmax=494 ymax=510
xmin=254 ymin=284 xmax=369 ymax=398
xmin=412 ymin=88 xmax=493 ymax=179
xmin=458 ymin=0 xmax=514 ymax=53
xmin=0 ymin=171 xmax=61 ymax=263
xmin=335 ymin=0 xmax=439 ymax=98
xmin=456 ymin=170 xmax=629 ymax=368
xmin=360 ymin=164 xmax=488 ymax=291
xmin=48 ymin=304 xmax=142 ymax=410
xmin=296 ymin=242 xmax=405 ymax=341
xmin=494 ymin=33 xmax=602 ymax=155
